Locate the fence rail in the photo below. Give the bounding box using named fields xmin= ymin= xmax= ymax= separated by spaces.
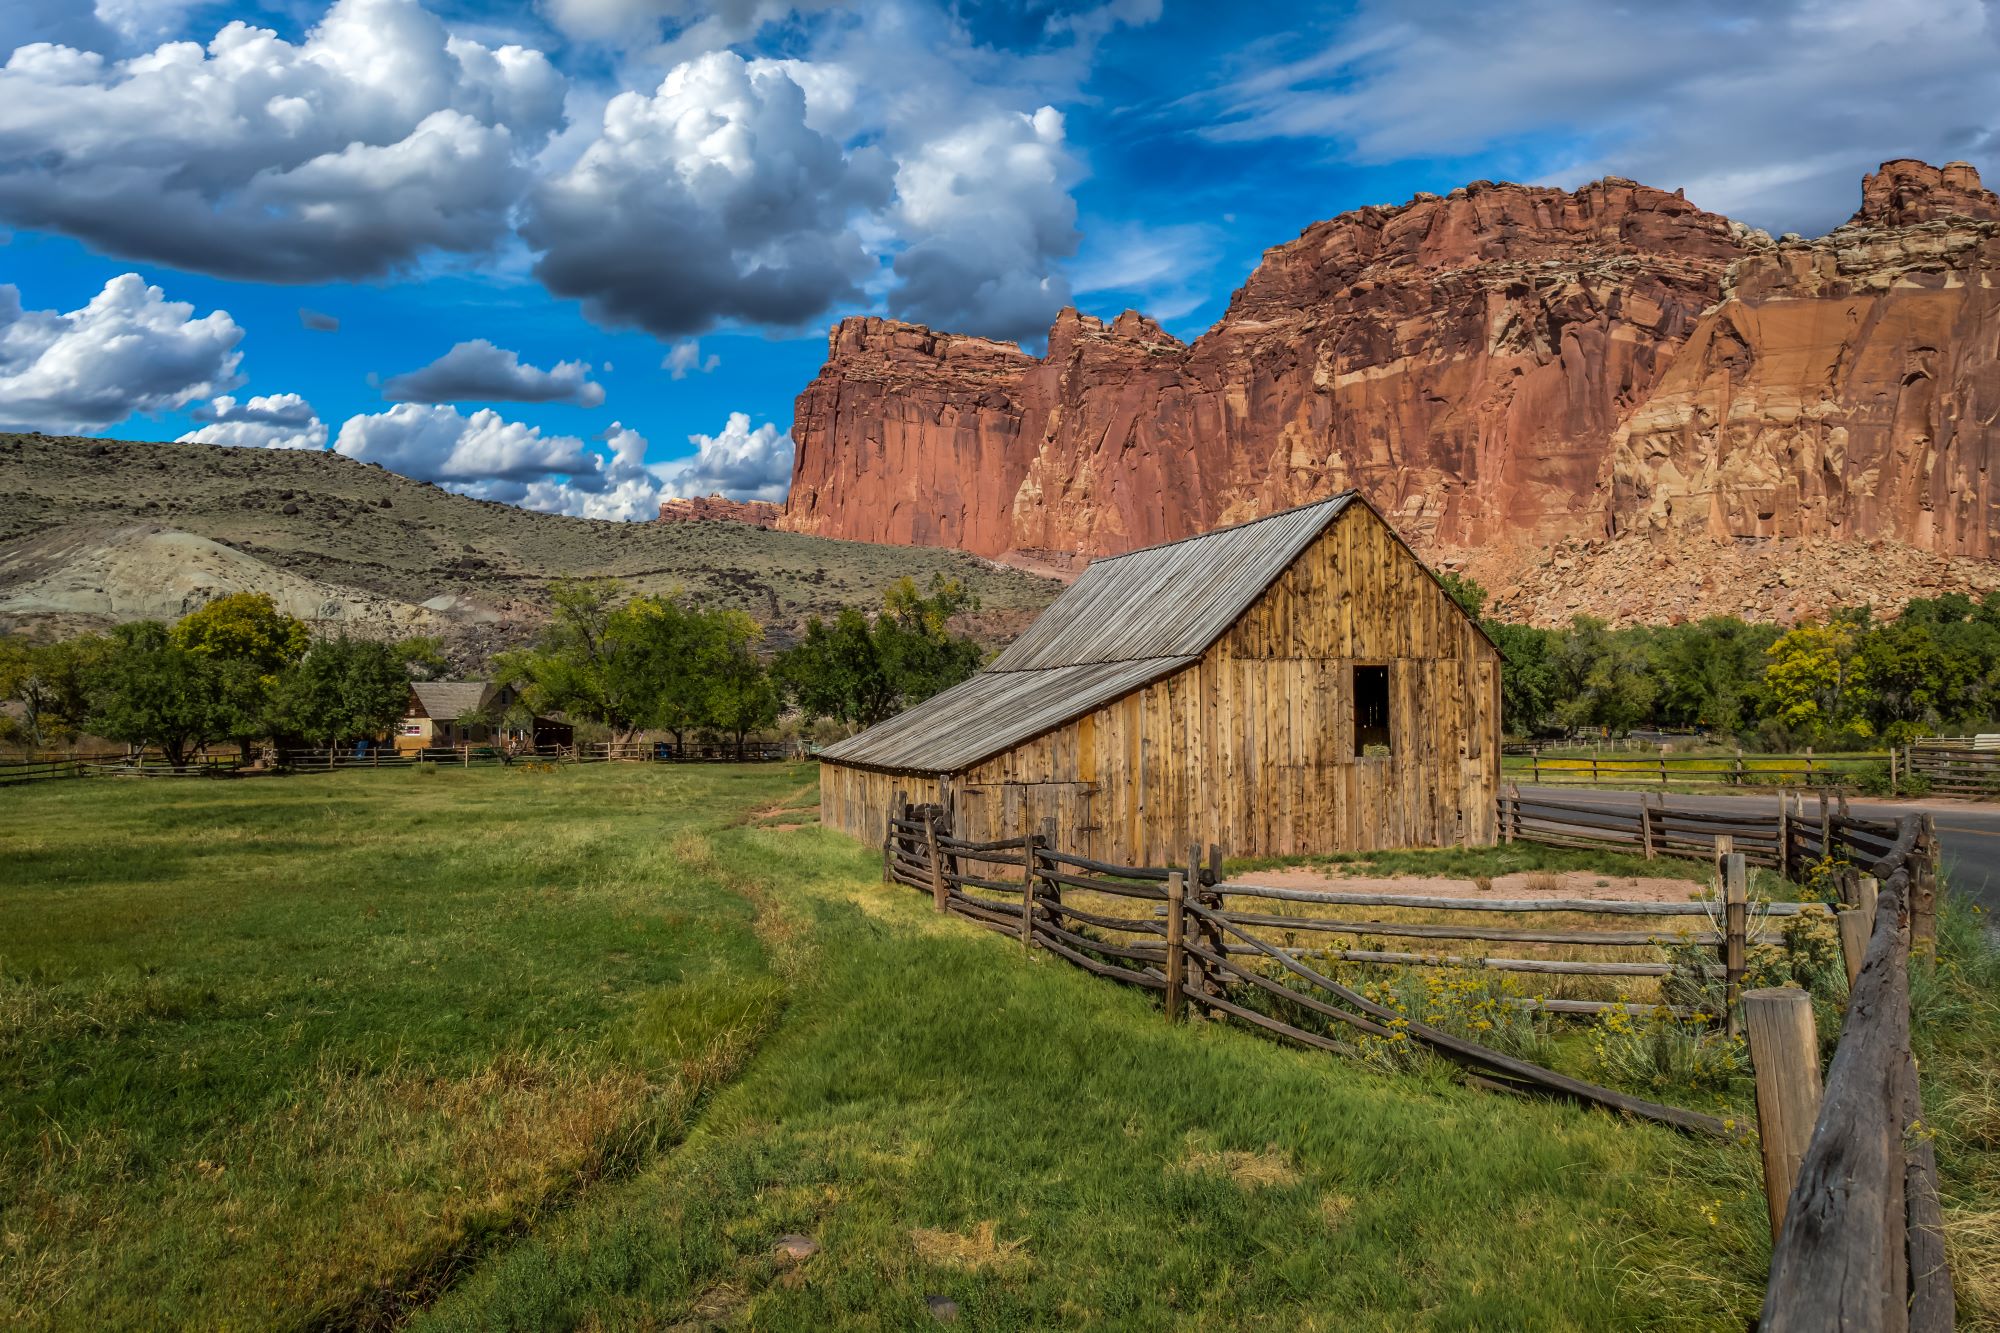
xmin=1506 ymin=752 xmax=1879 ymax=788
xmin=882 ymin=787 xmax=1948 ymax=1326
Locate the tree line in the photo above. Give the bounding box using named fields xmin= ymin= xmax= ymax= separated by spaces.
xmin=0 ymin=593 xmax=435 ymax=764
xmin=491 ymin=574 xmax=985 ymax=754
xmin=1444 ymin=575 xmax=2000 ymax=747
xmin=1 ymin=574 xmax=991 ymax=763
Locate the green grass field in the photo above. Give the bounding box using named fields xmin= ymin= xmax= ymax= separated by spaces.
xmin=4 ymin=766 xmax=1993 ymax=1329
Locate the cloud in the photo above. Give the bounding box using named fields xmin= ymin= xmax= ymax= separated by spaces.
xmin=656 ymin=411 xmax=792 ymax=501
xmin=889 ymin=104 xmax=1081 ymax=342
xmin=299 ymin=308 xmax=340 ymax=333
xmin=523 ymin=50 xmax=892 ymax=339
xmin=1070 ymin=220 xmax=1221 ymax=324
xmin=0 ymin=272 xmax=242 ymax=433
xmin=1195 ymin=0 xmax=2000 ymax=234
xmin=177 ymin=392 xmax=327 ymax=450
xmin=333 ymin=402 xmax=597 ymax=483
xmin=382 ymin=338 xmax=605 ymax=406
xmin=0 ymin=0 xmax=566 ymax=282
xmin=450 ymin=419 xmax=663 ymax=520
xmin=663 ymin=339 xmax=719 ymax=378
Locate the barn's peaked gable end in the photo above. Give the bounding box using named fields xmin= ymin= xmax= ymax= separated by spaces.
xmin=821 ymin=493 xmax=1502 ymax=862
xmin=822 ymin=493 xmax=1358 ymax=775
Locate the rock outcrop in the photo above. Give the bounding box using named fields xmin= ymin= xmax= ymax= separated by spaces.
xmin=779 ymin=161 xmax=2000 ymax=624
xmin=656 ymin=494 xmax=782 ymax=528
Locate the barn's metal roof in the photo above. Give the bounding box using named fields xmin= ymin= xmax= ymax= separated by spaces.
xmin=989 ymin=494 xmax=1355 ymax=671
xmin=822 ymin=493 xmax=1356 ymax=773
xmin=408 ymin=680 xmax=494 ymax=719
xmin=818 ymin=656 xmax=1199 ymax=773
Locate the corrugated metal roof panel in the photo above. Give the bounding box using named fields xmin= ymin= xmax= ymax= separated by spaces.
xmin=988 ymin=494 xmax=1352 ymax=670
xmin=818 ymin=656 xmax=1197 ymax=773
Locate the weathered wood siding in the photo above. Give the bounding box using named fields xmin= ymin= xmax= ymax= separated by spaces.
xmin=820 ymin=760 xmax=943 ymax=844
xmin=820 ymin=503 xmax=1500 ymax=861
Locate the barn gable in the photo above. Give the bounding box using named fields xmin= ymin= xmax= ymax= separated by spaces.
xmin=820 ymin=493 xmax=1356 ymax=774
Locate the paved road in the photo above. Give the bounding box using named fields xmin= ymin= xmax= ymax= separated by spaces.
xmin=1521 ymin=785 xmax=2000 ymax=924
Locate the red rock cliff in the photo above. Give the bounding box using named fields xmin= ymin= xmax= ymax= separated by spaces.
xmin=780 ymin=162 xmax=2000 ymax=621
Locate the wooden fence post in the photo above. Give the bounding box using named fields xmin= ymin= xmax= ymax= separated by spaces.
xmin=923 ymin=811 xmax=947 ymax=913
xmin=1817 ymin=790 xmax=1831 ymax=859
xmin=1019 ymin=833 xmax=1042 ymax=950
xmin=1776 ymin=791 xmax=1791 ymax=880
xmin=1838 ymin=902 xmax=1870 ymax=994
xmin=1856 ymin=874 xmax=1879 ymax=924
xmin=1165 ymin=870 xmax=1185 ymax=1023
xmin=1743 ymin=987 xmax=1825 ymax=1241
xmin=885 ymin=791 xmax=907 ymax=883
xmin=1640 ymin=794 xmax=1655 ymax=860
xmin=1888 ymin=746 xmax=1898 ymax=791
xmin=1723 ymin=851 xmax=1747 ymax=1037
xmin=1912 ymin=814 xmax=1938 ymax=961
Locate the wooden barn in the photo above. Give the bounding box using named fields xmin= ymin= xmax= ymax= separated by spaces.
xmin=818 ymin=492 xmax=1502 ymax=863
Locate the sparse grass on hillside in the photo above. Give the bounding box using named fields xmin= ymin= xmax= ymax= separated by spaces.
xmin=0 ymin=435 xmax=1059 ymax=655
xmin=7 ymin=769 xmax=1993 ymax=1329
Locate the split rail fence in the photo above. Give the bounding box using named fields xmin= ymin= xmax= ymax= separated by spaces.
xmin=882 ymin=787 xmax=1950 ymax=1327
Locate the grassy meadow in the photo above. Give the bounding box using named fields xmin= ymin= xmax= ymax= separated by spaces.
xmin=3 ymin=764 xmax=1993 ymax=1329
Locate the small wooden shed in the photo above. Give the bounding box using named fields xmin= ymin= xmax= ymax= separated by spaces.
xmin=818 ymin=492 xmax=1502 ymax=863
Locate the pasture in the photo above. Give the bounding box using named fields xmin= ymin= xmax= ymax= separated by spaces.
xmin=3 ymin=766 xmax=1992 ymax=1329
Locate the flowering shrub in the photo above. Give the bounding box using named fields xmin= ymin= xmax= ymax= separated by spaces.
xmin=1352 ymin=969 xmax=1556 ymax=1070
xmin=1585 ymin=1007 xmax=1745 ymax=1099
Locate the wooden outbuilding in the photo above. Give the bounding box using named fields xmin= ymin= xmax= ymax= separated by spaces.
xmin=818 ymin=492 xmax=1502 ymax=863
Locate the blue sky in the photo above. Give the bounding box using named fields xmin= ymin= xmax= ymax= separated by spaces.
xmin=4 ymin=0 xmax=1998 ymax=519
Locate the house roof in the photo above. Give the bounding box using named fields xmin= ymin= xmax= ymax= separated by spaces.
xmin=821 ymin=493 xmax=1358 ymax=774
xmin=408 ymin=680 xmax=494 ymax=720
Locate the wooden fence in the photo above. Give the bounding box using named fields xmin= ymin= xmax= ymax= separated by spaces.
xmin=1506 ymin=751 xmax=1877 ymax=788
xmin=1905 ymin=745 xmax=2000 ymax=795
xmin=881 ymin=789 xmax=1951 ymax=1326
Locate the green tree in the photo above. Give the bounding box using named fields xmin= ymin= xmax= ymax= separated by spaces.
xmin=708 ymin=623 xmax=780 ymax=758
xmin=1763 ymin=621 xmax=1865 ymax=739
xmin=776 ymin=607 xmax=897 ymax=728
xmin=0 ymin=634 xmax=111 ymax=748
xmin=1436 ymin=571 xmax=1489 ymax=621
xmin=496 ymin=579 xmax=667 ymax=744
xmin=89 ymin=622 xmax=229 ymax=767
xmin=169 ymin=593 xmax=313 ymax=759
xmin=273 ymin=635 xmax=413 ymax=749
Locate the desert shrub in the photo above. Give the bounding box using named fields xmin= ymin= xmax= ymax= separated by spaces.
xmin=1585 ymin=1008 xmax=1745 ymax=1100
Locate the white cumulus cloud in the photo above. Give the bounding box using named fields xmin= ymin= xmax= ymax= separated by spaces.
xmin=0 ymin=0 xmax=566 ymax=282
xmin=333 ymin=402 xmax=596 ymax=483
xmin=0 ymin=273 xmax=243 ymax=433
xmin=178 ymin=392 xmax=327 ymax=450
xmin=656 ymin=411 xmax=792 ymax=502
xmin=663 ymin=339 xmax=720 ymax=379
xmin=382 ymin=338 xmax=605 ymax=406
xmin=523 ymin=50 xmax=892 ymax=339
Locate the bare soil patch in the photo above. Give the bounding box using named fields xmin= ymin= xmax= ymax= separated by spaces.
xmin=1250 ymin=865 xmax=1709 ymax=904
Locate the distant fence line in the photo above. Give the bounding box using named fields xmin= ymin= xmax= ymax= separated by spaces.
xmin=0 ymin=738 xmax=796 ymax=787
xmin=884 ymin=788 xmax=1949 ymax=1327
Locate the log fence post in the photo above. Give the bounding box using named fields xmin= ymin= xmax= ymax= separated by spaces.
xmin=1776 ymin=791 xmax=1791 ymax=880
xmin=1817 ymin=790 xmax=1831 ymax=860
xmin=1838 ymin=901 xmax=1870 ymax=994
xmin=1912 ymin=814 xmax=1938 ymax=961
xmin=1723 ymin=851 xmax=1747 ymax=1037
xmin=1743 ymin=987 xmax=1825 ymax=1242
xmin=1019 ymin=833 xmax=1043 ymax=950
xmin=885 ymin=791 xmax=907 ymax=883
xmin=1165 ymin=870 xmax=1186 ymax=1023
xmin=1640 ymin=794 xmax=1655 ymax=860
xmin=924 ymin=811 xmax=947 ymax=913
xmin=1504 ymin=781 xmax=1519 ymax=843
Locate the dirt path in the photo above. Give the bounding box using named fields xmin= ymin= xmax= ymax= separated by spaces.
xmin=1246 ymin=866 xmax=1711 ymax=904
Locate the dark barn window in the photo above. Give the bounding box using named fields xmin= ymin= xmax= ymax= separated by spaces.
xmin=1353 ymin=664 xmax=1391 ymax=756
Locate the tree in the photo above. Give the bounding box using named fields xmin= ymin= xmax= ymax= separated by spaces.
xmin=1763 ymin=621 xmax=1864 ymax=739
xmin=708 ymin=623 xmax=780 ymax=758
xmin=497 ymin=579 xmax=667 ymax=743
xmin=169 ymin=593 xmax=312 ymax=759
xmin=0 ymin=634 xmax=110 ymax=749
xmin=89 ymin=622 xmax=229 ymax=767
xmin=777 ymin=577 xmax=985 ymax=730
xmin=273 ymin=635 xmax=412 ymax=749
xmin=1436 ymin=571 xmax=1489 ymax=621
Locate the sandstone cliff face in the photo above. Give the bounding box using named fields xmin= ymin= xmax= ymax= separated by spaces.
xmin=781 ymin=161 xmax=2000 ymax=624
xmin=657 ymin=494 xmax=782 ymax=528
